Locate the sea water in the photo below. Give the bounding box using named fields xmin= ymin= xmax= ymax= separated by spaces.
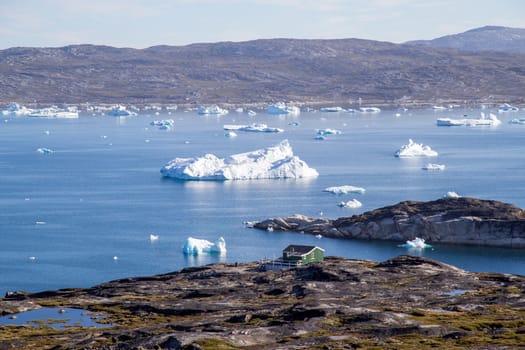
xmin=1 ymin=107 xmax=524 ymax=295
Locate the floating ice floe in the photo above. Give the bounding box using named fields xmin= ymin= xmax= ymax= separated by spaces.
xmin=316 ymin=128 xmax=341 ymax=136
xmin=337 ymin=199 xmax=362 ymax=208
xmin=149 ymin=234 xmax=159 ymax=241
xmin=1 ymin=102 xmax=33 ymax=116
xmin=266 ymin=102 xmax=300 ymax=115
xmin=320 ymin=106 xmax=344 ymax=112
xmin=28 ymin=106 xmax=79 ymax=119
xmin=223 ymin=123 xmax=284 ymax=133
xmin=323 ymin=185 xmax=366 ymax=195
xmin=395 ymin=139 xmax=438 ymax=157
xmin=36 ymin=148 xmax=54 ymax=154
xmin=444 ymin=191 xmax=460 ymax=198
xmin=509 ymin=118 xmax=525 ymax=125
xmin=225 ymin=131 xmax=237 ymax=138
xmin=150 ymin=119 xmax=174 ymax=128
xmin=436 ymin=113 xmax=501 ymax=127
xmin=198 ymin=105 xmax=228 ymax=115
xmin=107 ymin=105 xmax=137 ymax=117
xmin=422 ymin=163 xmax=446 ymax=171
xmin=247 ymin=110 xmax=257 ymax=116
xmin=160 ymin=140 xmax=319 ymax=180
xmin=399 ymin=237 xmax=432 ymax=249
xmin=359 ymin=107 xmax=381 ymax=113
xmin=182 ymin=237 xmax=226 ymax=255
xmin=498 ymin=103 xmax=519 ymax=112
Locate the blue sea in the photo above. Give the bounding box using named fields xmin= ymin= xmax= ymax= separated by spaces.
xmin=1 ymin=107 xmax=524 ymax=295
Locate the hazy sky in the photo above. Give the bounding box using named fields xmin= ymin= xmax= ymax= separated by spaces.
xmin=1 ymin=0 xmax=524 ymax=49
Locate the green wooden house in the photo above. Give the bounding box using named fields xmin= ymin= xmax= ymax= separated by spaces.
xmin=282 ymin=245 xmax=324 ymax=265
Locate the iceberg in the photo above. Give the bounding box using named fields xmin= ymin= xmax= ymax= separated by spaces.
xmin=182 ymin=237 xmax=226 ymax=255
xmin=337 ymin=199 xmax=362 ymax=208
xmin=395 ymin=139 xmax=438 ymax=157
xmin=36 ymin=147 xmax=54 ymax=154
xmin=422 ymin=163 xmax=445 ymax=171
xmin=198 ymin=105 xmax=228 ymax=115
xmin=399 ymin=237 xmax=432 ymax=249
xmin=223 ymin=123 xmax=284 ymax=133
xmin=444 ymin=191 xmax=460 ymax=198
xmin=498 ymin=103 xmax=519 ymax=112
xmin=320 ymin=106 xmax=344 ymax=112
xmin=107 ymin=105 xmax=137 ymax=117
xmin=316 ymin=128 xmax=342 ymax=136
xmin=161 ymin=140 xmax=319 ymax=180
xmin=266 ymin=102 xmax=300 ymax=115
xmin=359 ymin=107 xmax=381 ymax=113
xmin=1 ymin=102 xmax=33 ymax=116
xmin=509 ymin=118 xmax=525 ymax=125
xmin=437 ymin=113 xmax=501 ymax=127
xmin=323 ymin=185 xmax=366 ymax=195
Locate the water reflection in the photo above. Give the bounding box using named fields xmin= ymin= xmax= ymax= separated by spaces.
xmin=0 ymin=308 xmax=112 ymax=329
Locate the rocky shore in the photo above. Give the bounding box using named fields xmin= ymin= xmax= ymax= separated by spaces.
xmin=1 ymin=255 xmax=525 ymax=349
xmin=254 ymin=197 xmax=525 ymax=248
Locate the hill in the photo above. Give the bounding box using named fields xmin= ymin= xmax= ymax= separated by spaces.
xmin=406 ymin=26 xmax=525 ymax=53
xmin=1 ymin=37 xmax=524 ymax=106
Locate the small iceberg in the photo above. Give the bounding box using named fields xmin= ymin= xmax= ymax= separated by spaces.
xmin=359 ymin=107 xmax=381 ymax=113
xmin=399 ymin=237 xmax=432 ymax=249
xmin=464 ymin=113 xmax=501 ymax=127
xmin=323 ymin=185 xmax=366 ymax=195
xmin=316 ymin=128 xmax=342 ymax=136
xmin=395 ymin=139 xmax=438 ymax=157
xmin=320 ymin=106 xmax=344 ymax=112
xmin=36 ymin=148 xmax=54 ymax=154
xmin=1 ymin=102 xmax=33 ymax=116
xmin=149 ymin=234 xmax=159 ymax=241
xmin=28 ymin=106 xmax=79 ymax=119
xmin=225 ymin=131 xmax=237 ymax=138
xmin=107 ymin=105 xmax=137 ymax=117
xmin=150 ymin=119 xmax=174 ymax=128
xmin=182 ymin=237 xmax=226 ymax=255
xmin=247 ymin=110 xmax=257 ymax=116
xmin=444 ymin=191 xmax=461 ymax=198
xmin=436 ymin=118 xmax=465 ymax=126
xmin=422 ymin=163 xmax=445 ymax=171
xmin=161 ymin=140 xmax=319 ymax=180
xmin=337 ymin=199 xmax=362 ymax=208
xmin=198 ymin=105 xmax=228 ymax=115
xmin=508 ymin=118 xmax=525 ymax=125
xmin=266 ymin=102 xmax=300 ymax=115
xmin=223 ymin=123 xmax=284 ymax=133
xmin=498 ymin=103 xmax=519 ymax=112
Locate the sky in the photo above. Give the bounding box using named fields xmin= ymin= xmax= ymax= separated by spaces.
xmin=1 ymin=0 xmax=524 ymax=49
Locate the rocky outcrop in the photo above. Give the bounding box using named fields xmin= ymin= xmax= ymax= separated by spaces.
xmin=1 ymin=256 xmax=525 ymax=349
xmin=254 ymin=197 xmax=525 ymax=247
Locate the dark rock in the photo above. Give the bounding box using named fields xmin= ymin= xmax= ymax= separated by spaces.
xmin=254 ymin=197 xmax=525 ymax=247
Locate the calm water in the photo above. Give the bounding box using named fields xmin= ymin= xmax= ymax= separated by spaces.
xmin=1 ymin=107 xmax=524 ymax=295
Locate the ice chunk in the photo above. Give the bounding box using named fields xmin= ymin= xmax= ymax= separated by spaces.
xmin=323 ymin=185 xmax=366 ymax=195
xmin=422 ymin=163 xmax=445 ymax=171
xmin=266 ymin=102 xmax=300 ymax=115
xmin=444 ymin=191 xmax=460 ymax=198
xmin=395 ymin=139 xmax=438 ymax=157
xmin=316 ymin=128 xmax=341 ymax=135
xmin=161 ymin=140 xmax=319 ymax=180
xmin=198 ymin=105 xmax=228 ymax=115
xmin=337 ymin=199 xmax=362 ymax=208
xmin=225 ymin=131 xmax=237 ymax=138
xmin=149 ymin=234 xmax=159 ymax=241
xmin=399 ymin=237 xmax=432 ymax=249
xmin=36 ymin=148 xmax=54 ymax=154
xmin=223 ymin=123 xmax=283 ymax=133
xmin=182 ymin=237 xmax=226 ymax=255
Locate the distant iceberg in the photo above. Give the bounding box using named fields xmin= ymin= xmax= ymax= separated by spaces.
xmin=437 ymin=113 xmax=501 ymax=127
xmin=1 ymin=102 xmax=33 ymax=116
xmin=198 ymin=105 xmax=228 ymax=115
xmin=509 ymin=117 xmax=525 ymax=125
xmin=320 ymin=106 xmax=344 ymax=112
xmin=182 ymin=237 xmax=226 ymax=255
xmin=36 ymin=147 xmax=54 ymax=154
xmin=266 ymin=102 xmax=300 ymax=115
xmin=359 ymin=107 xmax=381 ymax=113
xmin=395 ymin=139 xmax=438 ymax=157
xmin=337 ymin=199 xmax=362 ymax=208
xmin=160 ymin=140 xmax=319 ymax=180
xmin=316 ymin=128 xmax=342 ymax=136
xmin=223 ymin=123 xmax=284 ymax=133
xmin=323 ymin=185 xmax=366 ymax=195
xmin=107 ymin=105 xmax=137 ymax=117
xmin=498 ymin=103 xmax=519 ymax=112
xmin=422 ymin=163 xmax=445 ymax=171
xmin=444 ymin=191 xmax=460 ymax=198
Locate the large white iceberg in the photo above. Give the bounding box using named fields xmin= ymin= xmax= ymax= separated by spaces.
xmin=160 ymin=140 xmax=319 ymax=180
xmin=395 ymin=139 xmax=438 ymax=157
xmin=1 ymin=102 xmax=33 ymax=116
xmin=182 ymin=237 xmax=226 ymax=255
